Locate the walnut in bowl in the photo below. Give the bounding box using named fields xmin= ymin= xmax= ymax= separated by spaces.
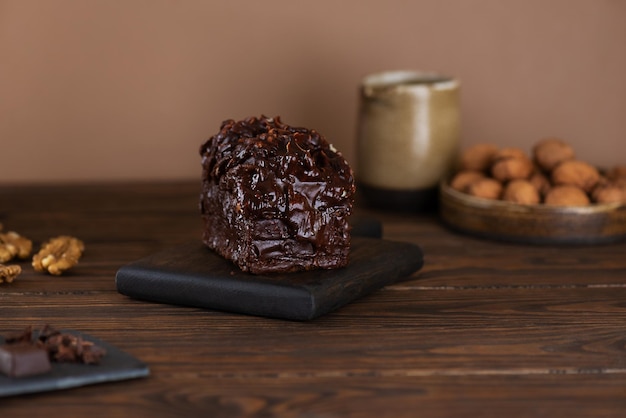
xmin=440 ymin=139 xmax=626 ymax=244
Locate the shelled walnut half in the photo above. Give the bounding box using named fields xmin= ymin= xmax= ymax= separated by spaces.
xmin=0 ymin=231 xmax=33 ymax=263
xmin=32 ymin=236 xmax=85 ymax=276
xmin=0 ymin=264 xmax=21 ymax=284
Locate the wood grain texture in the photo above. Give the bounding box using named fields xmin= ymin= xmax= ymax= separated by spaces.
xmin=1 ymin=181 xmax=626 ymax=417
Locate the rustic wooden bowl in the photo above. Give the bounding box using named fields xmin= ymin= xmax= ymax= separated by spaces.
xmin=439 ymin=180 xmax=626 ymax=244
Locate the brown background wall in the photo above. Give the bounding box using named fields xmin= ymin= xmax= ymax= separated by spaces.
xmin=1 ymin=0 xmax=625 ymax=183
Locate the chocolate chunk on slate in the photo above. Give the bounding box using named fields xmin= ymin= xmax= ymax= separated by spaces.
xmin=0 ymin=343 xmax=51 ymax=378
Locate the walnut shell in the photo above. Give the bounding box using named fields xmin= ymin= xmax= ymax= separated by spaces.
xmin=544 ymin=185 xmax=590 ymax=206
xmin=551 ymin=160 xmax=600 ymax=193
xmin=491 ymin=154 xmax=534 ymax=182
xmin=532 ymin=138 xmax=575 ymax=172
xmin=606 ymin=165 xmax=626 ymax=181
xmin=466 ymin=178 xmax=503 ymax=200
xmin=613 ymin=177 xmax=626 ymax=188
xmin=592 ymin=187 xmax=624 ymax=204
xmin=459 ymin=144 xmax=499 ymax=172
xmin=592 ymin=183 xmax=626 ymax=204
xmin=502 ymin=180 xmax=541 ymax=205
xmin=450 ymin=170 xmax=485 ymax=192
xmin=529 ymin=170 xmax=552 ymax=197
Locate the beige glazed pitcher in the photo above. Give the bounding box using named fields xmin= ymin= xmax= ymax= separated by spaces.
xmin=356 ymin=70 xmax=460 ymax=212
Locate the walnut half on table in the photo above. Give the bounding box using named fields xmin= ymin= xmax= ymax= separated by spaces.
xmin=0 ymin=231 xmax=33 ymax=263
xmin=32 ymin=236 xmax=85 ymax=276
xmin=0 ymin=264 xmax=21 ymax=284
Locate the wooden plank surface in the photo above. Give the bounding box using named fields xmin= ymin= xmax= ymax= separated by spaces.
xmin=1 ymin=182 xmax=626 ymax=417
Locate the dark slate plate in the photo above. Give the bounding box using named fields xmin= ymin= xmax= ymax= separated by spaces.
xmin=0 ymin=330 xmax=149 ymax=398
xmin=115 ymin=237 xmax=424 ymax=320
xmin=348 ymin=215 xmax=383 ymax=239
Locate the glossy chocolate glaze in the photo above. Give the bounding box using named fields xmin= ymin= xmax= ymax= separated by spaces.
xmin=199 ymin=116 xmax=355 ymax=274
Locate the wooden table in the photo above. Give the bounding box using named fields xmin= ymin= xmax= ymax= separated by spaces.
xmin=1 ymin=182 xmax=625 ymax=417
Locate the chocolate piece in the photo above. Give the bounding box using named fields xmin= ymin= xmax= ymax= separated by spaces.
xmin=0 ymin=343 xmax=51 ymax=378
xmin=37 ymin=326 xmax=107 ymax=365
xmin=199 ymin=116 xmax=355 ymax=274
xmin=3 ymin=325 xmax=107 ymax=367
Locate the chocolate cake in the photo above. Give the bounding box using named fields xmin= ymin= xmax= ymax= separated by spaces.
xmin=199 ymin=116 xmax=355 ymax=274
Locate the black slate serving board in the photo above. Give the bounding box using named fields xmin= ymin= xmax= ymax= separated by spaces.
xmin=0 ymin=330 xmax=149 ymax=398
xmin=116 ymin=237 xmax=423 ymax=320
